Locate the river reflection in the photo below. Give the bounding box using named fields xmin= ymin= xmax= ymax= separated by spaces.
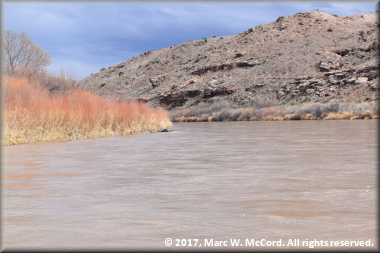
xmin=2 ymin=120 xmax=378 ymax=250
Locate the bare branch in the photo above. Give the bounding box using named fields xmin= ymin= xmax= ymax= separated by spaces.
xmin=2 ymin=30 xmax=52 ymax=75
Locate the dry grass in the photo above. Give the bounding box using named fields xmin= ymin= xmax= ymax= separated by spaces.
xmin=171 ymin=99 xmax=379 ymax=122
xmin=2 ymin=77 xmax=171 ymax=146
xmin=283 ymin=114 xmax=301 ymax=120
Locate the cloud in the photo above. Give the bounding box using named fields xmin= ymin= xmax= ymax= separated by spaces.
xmin=4 ymin=2 xmax=377 ymax=79
xmin=310 ymin=4 xmax=333 ymax=8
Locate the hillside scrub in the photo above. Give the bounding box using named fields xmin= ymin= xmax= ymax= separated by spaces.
xmin=76 ymin=11 xmax=378 ymax=110
xmin=170 ymin=98 xmax=379 ymax=122
xmin=6 ymin=65 xmax=81 ymax=95
xmin=2 ymin=76 xmax=172 ymax=146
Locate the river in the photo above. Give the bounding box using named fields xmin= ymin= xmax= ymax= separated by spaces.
xmin=2 ymin=120 xmax=378 ymax=250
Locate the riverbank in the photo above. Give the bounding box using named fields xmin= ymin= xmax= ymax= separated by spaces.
xmin=2 ymin=77 xmax=172 ymax=146
xmin=170 ymin=99 xmax=379 ymax=122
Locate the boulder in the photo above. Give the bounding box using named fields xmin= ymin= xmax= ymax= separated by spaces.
xmin=319 ymin=52 xmax=341 ymax=72
xmin=368 ymin=82 xmax=379 ymax=90
xmin=335 ymin=73 xmax=347 ymax=79
xmin=298 ymin=81 xmax=314 ymax=92
xmin=236 ymin=51 xmax=246 ymax=57
xmin=354 ymin=77 xmax=368 ymax=85
xmin=278 ymin=90 xmax=286 ymax=96
xmin=254 ymin=83 xmax=265 ymax=88
xmin=150 ymin=74 xmax=169 ymax=87
xmin=280 ymin=23 xmax=287 ymax=30
xmin=276 ymin=16 xmax=284 ymax=22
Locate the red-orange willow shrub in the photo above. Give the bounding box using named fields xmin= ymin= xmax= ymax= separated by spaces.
xmin=3 ymin=77 xmax=171 ymax=145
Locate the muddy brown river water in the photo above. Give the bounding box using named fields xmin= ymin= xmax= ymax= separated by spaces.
xmin=2 ymin=120 xmax=378 ymax=250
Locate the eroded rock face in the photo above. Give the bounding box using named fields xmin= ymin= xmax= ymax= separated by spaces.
xmin=77 ymin=11 xmax=378 ymax=109
xmin=200 ymin=86 xmax=237 ymax=99
xmin=355 ymin=77 xmax=368 ymax=85
xmin=191 ymin=60 xmax=261 ymax=76
xmin=320 ymin=52 xmax=341 ymax=72
xmin=150 ymin=74 xmax=169 ymax=87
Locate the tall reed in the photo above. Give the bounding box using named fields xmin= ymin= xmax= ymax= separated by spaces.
xmin=2 ymin=77 xmax=172 ymax=146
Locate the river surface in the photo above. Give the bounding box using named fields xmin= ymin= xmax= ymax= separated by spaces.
xmin=2 ymin=120 xmax=378 ymax=250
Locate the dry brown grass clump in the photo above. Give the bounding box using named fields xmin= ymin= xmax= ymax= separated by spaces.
xmin=3 ymin=77 xmax=171 ymax=146
xmin=248 ymin=116 xmax=258 ymax=121
xmin=283 ymin=114 xmax=302 ymax=120
xmin=262 ymin=116 xmax=284 ymax=121
xmin=301 ymin=113 xmax=318 ymax=120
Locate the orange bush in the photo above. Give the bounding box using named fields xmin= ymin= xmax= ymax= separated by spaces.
xmin=3 ymin=77 xmax=171 ymax=145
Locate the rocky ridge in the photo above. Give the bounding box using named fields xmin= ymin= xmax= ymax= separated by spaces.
xmin=76 ymin=11 xmax=379 ymax=110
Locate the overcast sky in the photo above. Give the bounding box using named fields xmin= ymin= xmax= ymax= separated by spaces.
xmin=3 ymin=1 xmax=378 ymax=80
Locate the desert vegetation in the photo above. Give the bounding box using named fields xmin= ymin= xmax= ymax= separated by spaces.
xmin=2 ymin=30 xmax=171 ymax=146
xmin=3 ymin=75 xmax=171 ymax=146
xmin=170 ymin=97 xmax=379 ymax=122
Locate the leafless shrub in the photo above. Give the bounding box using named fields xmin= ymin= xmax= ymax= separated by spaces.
xmin=170 ymin=108 xmax=189 ymax=121
xmin=211 ymin=98 xmax=230 ymax=111
xmin=321 ymin=99 xmax=340 ymax=113
xmin=169 ymin=97 xmax=378 ymax=122
xmin=214 ymin=109 xmax=232 ymax=121
xmin=183 ymin=102 xmax=213 ymax=117
xmin=2 ymin=30 xmax=78 ymax=94
xmin=284 ymin=106 xmax=298 ymax=115
xmin=6 ymin=65 xmax=77 ymax=95
xmin=250 ymin=98 xmax=273 ymax=109
xmin=200 ymin=114 xmax=209 ymax=121
xmin=239 ymin=109 xmax=252 ymax=120
xmin=230 ymin=109 xmax=242 ymax=121
xmin=299 ymin=103 xmax=323 ymax=117
xmin=339 ymin=101 xmax=376 ymax=113
xmin=2 ymin=30 xmax=52 ymax=74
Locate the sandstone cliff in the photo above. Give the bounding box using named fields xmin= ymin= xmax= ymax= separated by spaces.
xmin=76 ymin=10 xmax=379 ymax=110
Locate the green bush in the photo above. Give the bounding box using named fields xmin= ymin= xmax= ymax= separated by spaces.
xmin=202 ymin=38 xmax=208 ymax=43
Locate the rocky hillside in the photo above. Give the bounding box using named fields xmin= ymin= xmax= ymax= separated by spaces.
xmin=76 ymin=10 xmax=379 ymax=110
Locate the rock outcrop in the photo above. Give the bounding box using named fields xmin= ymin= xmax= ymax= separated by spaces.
xmin=319 ymin=52 xmax=341 ymax=71
xmin=150 ymin=74 xmax=169 ymax=87
xmin=76 ymin=10 xmax=379 ymax=109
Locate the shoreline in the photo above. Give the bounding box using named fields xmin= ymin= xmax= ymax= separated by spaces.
xmin=173 ymin=113 xmax=379 ymax=122
xmin=2 ymin=126 xmax=172 ymax=147
xmin=2 ymin=124 xmax=172 ymax=147
xmin=170 ymin=100 xmax=379 ymax=122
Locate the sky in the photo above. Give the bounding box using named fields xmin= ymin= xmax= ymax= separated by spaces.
xmin=3 ymin=1 xmax=378 ymax=80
